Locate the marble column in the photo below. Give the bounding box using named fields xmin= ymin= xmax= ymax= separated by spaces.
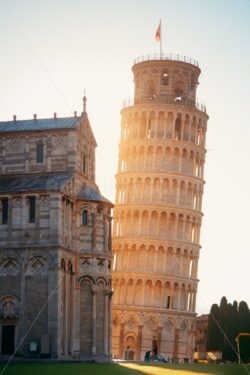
xmin=104 ymin=289 xmax=109 ymax=355
xmin=72 ymin=282 xmax=80 ymax=358
xmin=91 ymin=287 xmax=97 ymax=356
xmin=108 ymin=291 xmax=113 ymax=358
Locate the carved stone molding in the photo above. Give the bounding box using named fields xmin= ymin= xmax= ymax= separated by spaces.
xmin=26 ymin=256 xmax=48 ymax=276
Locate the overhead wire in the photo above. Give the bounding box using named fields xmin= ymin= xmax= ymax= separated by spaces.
xmin=0 ymin=0 xmax=249 ymax=373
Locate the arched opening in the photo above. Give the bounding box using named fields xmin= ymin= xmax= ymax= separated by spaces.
xmin=148 ymin=111 xmax=156 ymax=138
xmin=138 ymin=146 xmax=144 ymax=170
xmin=124 ymin=335 xmax=137 ymax=360
xmin=172 ymin=283 xmax=179 ymax=309
xmin=154 ymin=283 xmax=164 ymax=310
xmin=161 ymin=70 xmax=169 ymax=85
xmin=146 ymin=146 xmax=153 ymax=170
xmin=141 ymin=211 xmax=149 ymax=235
xmin=172 ymin=148 xmax=180 ymax=172
xmin=150 ymin=211 xmax=158 ymax=236
xmin=132 ymin=210 xmax=139 ymax=235
xmin=164 ymin=281 xmax=171 ymax=309
xmin=159 ymin=212 xmax=167 ymax=237
xmin=157 ymin=111 xmax=165 ymax=138
xmin=166 ymin=112 xmax=173 ymax=139
xmin=126 ymin=279 xmax=134 ymax=305
xmin=145 ymin=280 xmax=153 ymax=306
xmin=152 ymin=178 xmax=160 ymax=202
xmin=134 ymin=279 xmax=143 ymax=305
xmin=174 ymin=116 xmax=182 ymax=140
xmin=155 ymin=147 xmax=162 ymax=169
xmin=143 ymin=178 xmax=151 ymax=202
xmin=162 ymin=178 xmax=169 ymax=203
xmin=183 ymin=114 xmax=190 ymax=141
xmin=135 ymin=178 xmax=143 ymax=201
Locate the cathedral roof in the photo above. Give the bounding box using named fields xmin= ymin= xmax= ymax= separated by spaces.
xmin=0 ymin=174 xmax=113 ymax=206
xmin=0 ymin=117 xmax=81 ymax=133
xmin=0 ymin=173 xmax=72 ymax=193
xmin=77 ymin=185 xmax=113 ymax=206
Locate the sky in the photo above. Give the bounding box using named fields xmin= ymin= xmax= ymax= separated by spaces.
xmin=0 ymin=0 xmax=250 ymax=315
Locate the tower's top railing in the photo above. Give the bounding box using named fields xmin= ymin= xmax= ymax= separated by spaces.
xmin=134 ymin=53 xmax=199 ymax=67
xmin=122 ymin=96 xmax=206 ymax=113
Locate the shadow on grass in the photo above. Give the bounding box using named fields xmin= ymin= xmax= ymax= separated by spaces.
xmin=0 ymin=362 xmax=143 ymax=375
xmin=0 ymin=362 xmax=249 ymax=375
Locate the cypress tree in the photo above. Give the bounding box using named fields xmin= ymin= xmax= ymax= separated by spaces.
xmin=224 ymin=303 xmax=234 ymax=361
xmin=206 ymin=303 xmax=221 ymax=351
xmin=231 ymin=301 xmax=238 ymax=362
xmin=206 ymin=298 xmax=250 ymax=362
xmin=219 ymin=296 xmax=228 ymax=359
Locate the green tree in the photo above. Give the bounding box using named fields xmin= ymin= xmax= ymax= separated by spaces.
xmin=206 ymin=303 xmax=222 ymax=351
xmin=230 ymin=300 xmax=239 ymax=362
xmin=219 ymin=296 xmax=228 ymax=360
xmin=206 ymin=298 xmax=250 ymax=362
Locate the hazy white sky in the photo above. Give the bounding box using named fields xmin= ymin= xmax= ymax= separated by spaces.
xmin=0 ymin=0 xmax=249 ymax=314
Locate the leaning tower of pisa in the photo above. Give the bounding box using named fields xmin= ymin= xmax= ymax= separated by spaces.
xmin=112 ymin=54 xmax=208 ymax=362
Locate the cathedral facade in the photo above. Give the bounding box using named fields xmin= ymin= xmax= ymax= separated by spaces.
xmin=0 ymin=100 xmax=113 ymax=360
xmin=112 ymin=55 xmax=208 ymax=361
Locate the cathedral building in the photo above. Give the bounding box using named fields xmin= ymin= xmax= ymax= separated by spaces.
xmin=0 ymin=98 xmax=113 ymax=360
xmin=112 ymin=54 xmax=208 ymax=361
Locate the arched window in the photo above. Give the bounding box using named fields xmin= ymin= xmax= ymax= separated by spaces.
xmin=174 ymin=117 xmax=182 ymax=140
xmin=27 ymin=196 xmax=36 ymax=223
xmin=36 ymin=141 xmax=44 ymax=163
xmin=162 ymin=71 xmax=169 ymax=85
xmin=82 ymin=210 xmax=88 ymax=225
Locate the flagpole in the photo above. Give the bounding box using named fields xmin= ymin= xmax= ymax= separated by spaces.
xmin=160 ymin=19 xmax=162 ymax=57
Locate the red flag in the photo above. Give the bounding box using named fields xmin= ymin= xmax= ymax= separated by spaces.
xmin=155 ymin=22 xmax=161 ymax=42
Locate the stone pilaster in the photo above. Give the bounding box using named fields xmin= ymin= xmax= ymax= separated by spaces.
xmin=91 ymin=286 xmax=97 ymax=356
xmin=118 ymin=322 xmax=125 ymax=358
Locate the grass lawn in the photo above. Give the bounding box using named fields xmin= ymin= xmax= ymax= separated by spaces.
xmin=0 ymin=362 xmax=249 ymax=375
